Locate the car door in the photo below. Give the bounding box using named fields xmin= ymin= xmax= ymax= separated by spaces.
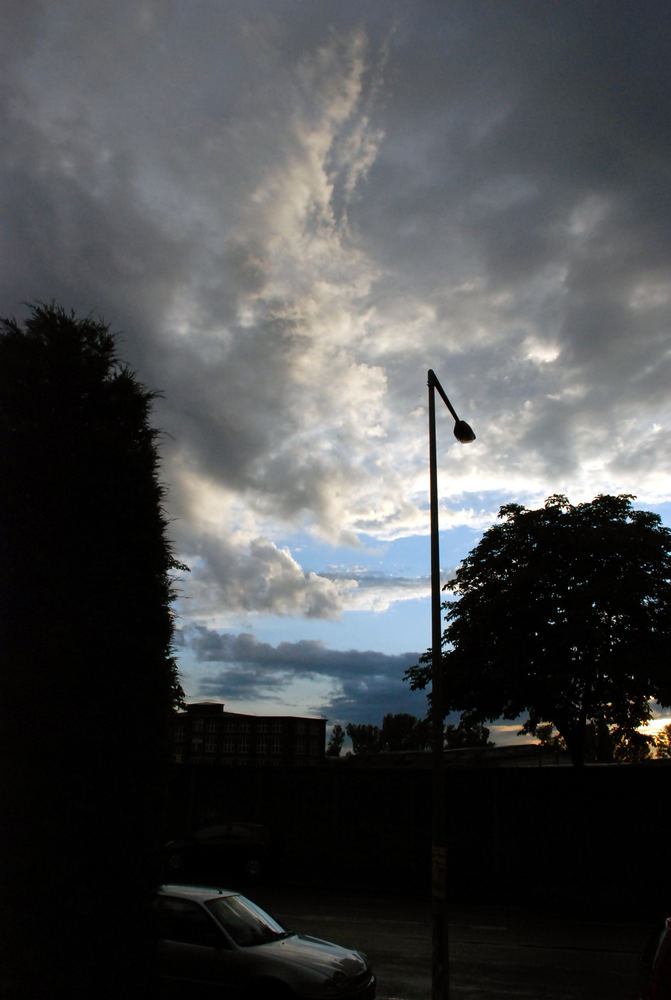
xmin=156 ymin=895 xmax=241 ymax=996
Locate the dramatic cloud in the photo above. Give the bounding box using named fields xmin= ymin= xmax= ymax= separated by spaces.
xmin=185 ymin=626 xmax=426 ymax=724
xmin=4 ymin=2 xmax=671 ymax=726
xmin=183 ymin=534 xmax=358 ymax=620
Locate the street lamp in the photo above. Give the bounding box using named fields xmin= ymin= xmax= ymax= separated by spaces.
xmin=428 ymin=368 xmax=475 ymax=1000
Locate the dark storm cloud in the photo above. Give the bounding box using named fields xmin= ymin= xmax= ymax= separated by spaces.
xmin=322 ymin=677 xmax=429 ymax=727
xmin=190 ymin=625 xmax=416 ymax=677
xmin=358 ymin=2 xmax=671 ymax=481
xmin=188 ymin=626 xmax=426 ymax=722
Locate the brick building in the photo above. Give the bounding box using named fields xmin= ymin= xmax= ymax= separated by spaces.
xmin=172 ymin=702 xmax=326 ymax=767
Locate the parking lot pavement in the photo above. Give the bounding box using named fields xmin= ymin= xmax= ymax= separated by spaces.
xmin=251 ymin=885 xmax=654 ymax=1000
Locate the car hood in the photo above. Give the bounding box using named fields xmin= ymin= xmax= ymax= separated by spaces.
xmin=257 ymin=933 xmax=367 ymax=979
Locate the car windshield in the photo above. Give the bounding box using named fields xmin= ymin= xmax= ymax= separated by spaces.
xmin=206 ymin=894 xmax=288 ymax=947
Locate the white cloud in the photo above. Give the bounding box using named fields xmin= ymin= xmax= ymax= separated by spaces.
xmin=180 ymin=535 xmax=358 ymax=621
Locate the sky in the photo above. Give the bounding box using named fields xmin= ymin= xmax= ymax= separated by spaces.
xmin=4 ymin=1 xmax=671 ymax=745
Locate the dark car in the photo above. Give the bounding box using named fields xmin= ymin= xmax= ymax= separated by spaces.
xmin=155 ymin=883 xmax=376 ymax=999
xmin=165 ymin=822 xmax=272 ymax=883
xmin=637 ymin=916 xmax=671 ymax=999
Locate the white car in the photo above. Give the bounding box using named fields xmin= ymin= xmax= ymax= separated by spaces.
xmin=155 ymin=884 xmax=376 ymax=999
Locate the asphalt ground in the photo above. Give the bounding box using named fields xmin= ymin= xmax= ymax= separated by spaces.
xmin=250 ymin=884 xmax=656 ymax=1000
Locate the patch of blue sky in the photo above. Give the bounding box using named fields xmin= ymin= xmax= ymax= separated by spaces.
xmin=280 ymin=523 xmax=484 ymax=582
xmin=240 ymin=597 xmax=431 ymax=658
xmin=641 ymin=500 xmax=671 ymax=525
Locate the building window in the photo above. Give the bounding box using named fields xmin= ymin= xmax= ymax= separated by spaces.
xmin=206 ymin=720 xmax=217 ymax=734
xmin=271 ymin=737 xmax=282 ymax=754
xmin=205 ymin=737 xmax=217 ymax=754
xmin=193 ymin=719 xmax=204 ymax=733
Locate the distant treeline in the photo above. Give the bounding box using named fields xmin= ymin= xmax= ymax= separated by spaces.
xmin=327 ymin=714 xmax=671 ymax=761
xmin=326 ymin=713 xmax=493 ymax=756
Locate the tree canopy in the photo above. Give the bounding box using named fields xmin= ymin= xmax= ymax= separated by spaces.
xmin=405 ymin=494 xmax=671 ymax=766
xmin=346 ymin=722 xmax=382 ymax=755
xmin=444 ymin=719 xmax=493 ymax=750
xmin=343 ymin=714 xmax=431 ymax=755
xmin=380 ymin=712 xmax=430 ymax=751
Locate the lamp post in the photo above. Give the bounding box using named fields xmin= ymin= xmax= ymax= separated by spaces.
xmin=428 ymin=369 xmax=475 ymax=1000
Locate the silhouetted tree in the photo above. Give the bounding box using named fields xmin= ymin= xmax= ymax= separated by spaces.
xmin=611 ymin=728 xmax=653 ymax=762
xmin=654 ymin=724 xmax=671 ymax=759
xmin=326 ymin=723 xmax=345 ymax=756
xmin=380 ymin=712 xmax=431 ymax=751
xmin=535 ymin=723 xmax=566 ymax=751
xmin=405 ymin=494 xmax=671 ymax=766
xmin=534 ymin=719 xmax=653 ymax=762
xmin=346 ymin=723 xmax=381 ymax=755
xmin=444 ymin=718 xmax=492 ymax=749
xmin=0 ymin=303 xmax=184 ymax=998
xmin=343 ymin=715 xmax=430 ymax=753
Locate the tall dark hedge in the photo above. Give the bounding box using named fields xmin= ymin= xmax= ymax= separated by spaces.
xmin=0 ymin=304 xmax=182 ymax=997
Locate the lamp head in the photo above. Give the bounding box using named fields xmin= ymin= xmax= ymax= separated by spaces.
xmin=453 ymin=419 xmax=476 ymax=444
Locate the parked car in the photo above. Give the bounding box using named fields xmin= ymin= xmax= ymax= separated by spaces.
xmin=155 ymin=883 xmax=376 ymax=999
xmin=638 ymin=916 xmax=671 ymax=999
xmin=164 ymin=822 xmax=272 ymax=882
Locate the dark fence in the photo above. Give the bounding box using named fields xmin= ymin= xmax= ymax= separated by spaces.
xmin=166 ymin=761 xmax=670 ymax=911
